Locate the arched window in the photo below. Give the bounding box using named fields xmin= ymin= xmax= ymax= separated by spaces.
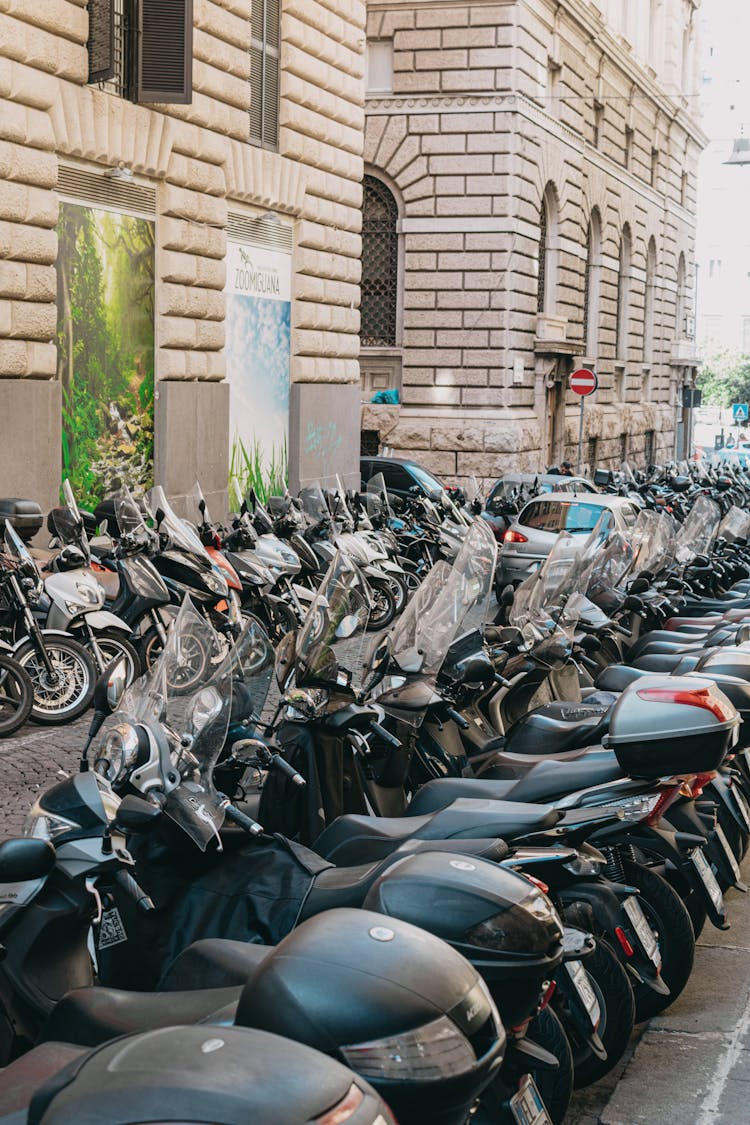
xmin=616 ymin=224 xmax=632 ymax=359
xmin=643 ymin=237 xmax=657 ymax=359
xmin=361 ymin=175 xmax=399 ymax=347
xmin=537 ymin=184 xmax=559 ymax=315
xmin=676 ymin=252 xmax=686 ymax=337
xmin=583 ymin=208 xmax=602 ymax=357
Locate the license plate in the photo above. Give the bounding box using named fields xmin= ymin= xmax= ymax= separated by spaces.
xmin=565 ymin=959 xmax=600 ymax=1028
xmin=510 ymin=1076 xmax=552 ymax=1125
xmin=622 ymin=895 xmax=661 ymax=968
xmin=692 ymin=847 xmax=725 ymax=913
xmin=714 ymin=824 xmax=742 ymax=881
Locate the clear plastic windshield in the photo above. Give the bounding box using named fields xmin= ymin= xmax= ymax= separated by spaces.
xmin=630 ymin=510 xmax=676 ymax=577
xmin=145 ymin=485 xmax=212 ymax=565
xmin=188 ymin=481 xmax=212 ymax=528
xmin=295 ymin=553 xmax=371 ymax=692
xmin=674 ymin=493 xmax=721 ymax=566
xmin=719 ymin=505 xmax=750 ymax=543
xmin=366 ymin=472 xmax=394 ymax=524
xmin=586 ymin=531 xmax=635 ymax=600
xmin=2 ymin=522 xmax=42 ymax=591
xmin=113 ymin=486 xmax=151 ymax=540
xmin=388 ymin=519 xmax=497 ymax=680
xmin=52 ymin=480 xmax=92 ymax=561
xmin=299 ymin=485 xmax=330 ymax=528
xmin=116 ymin=598 xmax=232 ymax=850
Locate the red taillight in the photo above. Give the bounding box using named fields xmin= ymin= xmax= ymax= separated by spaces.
xmin=636 ymin=685 xmax=734 ymax=723
xmin=614 ymin=927 xmax=635 ymax=957
xmin=504 ymin=529 xmax=528 ymax=544
xmin=524 ymin=874 xmax=550 ymax=894
xmin=316 ymin=1084 xmax=365 ymax=1125
xmin=689 ymin=771 xmax=718 ymax=799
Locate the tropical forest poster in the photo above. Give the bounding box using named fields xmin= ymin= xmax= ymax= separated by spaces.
xmin=226 ymin=241 xmax=291 ymax=505
xmin=56 ymin=202 xmax=155 ymax=508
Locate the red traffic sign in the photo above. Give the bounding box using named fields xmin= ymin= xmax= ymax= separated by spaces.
xmin=570 ymin=368 xmax=598 ymax=396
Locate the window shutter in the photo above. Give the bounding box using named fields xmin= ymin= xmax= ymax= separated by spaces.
xmin=136 ymin=0 xmax=193 ymax=104
xmin=249 ymin=0 xmax=280 ymax=150
xmin=88 ymin=0 xmax=115 ymax=83
xmin=249 ymin=42 xmax=264 ymax=143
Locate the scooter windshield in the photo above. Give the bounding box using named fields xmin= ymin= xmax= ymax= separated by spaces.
xmin=2 ymin=522 xmax=42 ymax=592
xmin=116 ymin=598 xmax=232 ymax=850
xmin=365 ymin=473 xmax=393 ymax=523
xmin=674 ymin=493 xmax=721 ymax=566
xmin=52 ymin=480 xmax=92 ymax=561
xmin=145 ymin=486 xmax=213 ymax=565
xmin=389 ymin=519 xmax=497 ymax=679
xmin=188 ymin=481 xmax=213 ymax=528
xmin=299 ymin=484 xmax=329 ymax=528
xmin=719 ymin=505 xmax=750 ymax=544
xmin=630 ymin=510 xmax=676 ymax=577
xmin=295 ymin=552 xmax=371 ymax=692
xmin=113 ymin=486 xmax=152 ymax=542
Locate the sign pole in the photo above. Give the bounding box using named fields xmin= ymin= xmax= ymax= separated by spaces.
xmin=569 ymin=368 xmax=598 ymax=474
xmin=577 ymin=394 xmax=585 ymax=475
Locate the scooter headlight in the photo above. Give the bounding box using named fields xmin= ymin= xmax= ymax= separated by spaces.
xmin=93 ymin=723 xmax=141 ymax=783
xmin=341 ymin=1014 xmax=476 ymax=1080
xmin=22 ymin=798 xmax=77 ymax=841
xmin=205 ymin=571 xmax=228 ymax=596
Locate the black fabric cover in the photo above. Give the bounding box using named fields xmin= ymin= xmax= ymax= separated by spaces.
xmin=95 ymin=825 xmax=324 ymax=992
xmin=259 ymin=721 xmax=368 ymax=845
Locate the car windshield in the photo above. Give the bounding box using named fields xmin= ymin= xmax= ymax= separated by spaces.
xmin=519 ymin=499 xmax=614 ymax=534
xmin=409 ymin=464 xmax=445 ymax=495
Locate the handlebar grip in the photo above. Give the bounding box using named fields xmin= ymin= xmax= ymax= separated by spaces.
xmin=445 ymin=707 xmax=470 ymax=730
xmin=224 ymin=803 xmax=264 ymax=837
xmin=369 ymin=720 xmax=402 ymax=749
xmin=271 ymin=753 xmax=306 ymax=788
xmin=494 ymin=673 xmax=511 ymax=687
xmin=114 ymin=869 xmax=155 ymax=914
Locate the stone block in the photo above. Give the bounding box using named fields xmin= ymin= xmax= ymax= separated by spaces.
xmin=430 ymin=424 xmax=485 ymax=451
xmin=415 ymin=7 xmax=468 ymax=27
xmin=289 ymin=381 xmax=361 ymax=490
xmin=0 ymin=378 xmax=60 ymax=509
xmin=441 ymin=69 xmax=495 ymax=92
xmin=155 ymin=378 xmax=229 ymax=509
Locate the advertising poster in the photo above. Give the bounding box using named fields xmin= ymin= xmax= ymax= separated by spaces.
xmin=226 ymin=241 xmax=292 ymax=504
xmin=56 ymin=202 xmax=155 ymax=508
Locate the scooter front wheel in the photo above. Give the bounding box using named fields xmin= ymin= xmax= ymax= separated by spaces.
xmin=0 ymin=655 xmax=34 ymax=737
xmin=86 ymin=631 xmax=142 ymax=686
xmin=15 ymin=636 xmax=96 ymax=725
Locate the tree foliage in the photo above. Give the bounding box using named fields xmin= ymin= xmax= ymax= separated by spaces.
xmin=697 ymin=351 xmax=750 ymax=409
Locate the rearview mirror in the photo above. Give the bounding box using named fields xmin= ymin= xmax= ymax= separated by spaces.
xmin=113 ymin=795 xmax=162 ymax=832
xmin=92 ymin=658 xmax=127 ymax=718
xmin=501 ymin=584 xmax=515 ymax=607
xmin=579 ymin=634 xmax=601 ymax=653
xmin=0 ymin=837 xmax=55 ymax=883
xmin=629 ymin=577 xmax=651 ymax=594
xmin=335 ymin=614 xmax=360 ymax=640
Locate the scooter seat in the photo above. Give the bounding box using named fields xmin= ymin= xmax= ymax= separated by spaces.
xmin=159 ymin=938 xmax=273 ymax=991
xmin=0 ymin=1042 xmax=87 ymax=1118
xmin=503 ymin=698 xmax=613 ymax=756
xmin=631 ymin=653 xmax=702 ymax=674
xmin=40 ymin=985 xmax=241 ymax=1048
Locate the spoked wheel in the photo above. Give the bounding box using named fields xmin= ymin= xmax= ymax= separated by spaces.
xmin=401 ymin=568 xmax=422 ymax=594
xmin=365 ymin=578 xmax=397 ymax=631
xmin=86 ymin=631 xmax=142 ymax=686
xmin=15 ymin=637 xmax=96 ymax=725
xmin=0 ymin=655 xmax=34 ymax=737
xmin=139 ymin=625 xmax=212 ymax=691
xmin=385 ymin=574 xmax=409 ymax=615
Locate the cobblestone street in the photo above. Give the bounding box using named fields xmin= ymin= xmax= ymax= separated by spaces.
xmin=0 ymin=720 xmax=86 ymax=837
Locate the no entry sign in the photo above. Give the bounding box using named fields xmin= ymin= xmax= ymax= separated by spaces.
xmin=570 ymin=368 xmax=598 ymax=396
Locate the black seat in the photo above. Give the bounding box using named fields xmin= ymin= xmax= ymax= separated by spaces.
xmin=159 ymin=939 xmax=272 ymax=991
xmin=406 ymin=778 xmax=516 ymax=816
xmin=503 ymin=698 xmax=613 ymax=756
xmin=40 ymin=986 xmax=241 ymax=1048
xmin=631 ymin=653 xmax=702 ymax=674
xmin=500 ymin=753 xmax=624 ymax=804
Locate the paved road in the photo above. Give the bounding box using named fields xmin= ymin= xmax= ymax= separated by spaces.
xmin=2 ymin=718 xmax=750 ymax=1123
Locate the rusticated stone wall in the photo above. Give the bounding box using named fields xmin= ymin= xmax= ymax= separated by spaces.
xmin=0 ymin=0 xmax=366 ymax=506
xmin=362 ymin=0 xmax=704 ymax=483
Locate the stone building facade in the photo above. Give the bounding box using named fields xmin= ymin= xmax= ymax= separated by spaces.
xmin=361 ymin=0 xmax=705 ymax=484
xmin=0 ymin=0 xmax=365 ymax=515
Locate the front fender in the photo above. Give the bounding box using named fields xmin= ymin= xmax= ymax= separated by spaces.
xmin=70 ymin=610 xmax=132 ymax=634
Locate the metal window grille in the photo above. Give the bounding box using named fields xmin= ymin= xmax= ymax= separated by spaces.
xmin=582 ymin=222 xmax=591 ymax=347
xmin=98 ymin=0 xmax=132 ymax=98
xmin=361 ymin=175 xmax=399 ymax=348
xmin=537 ymin=201 xmax=547 ymax=313
xmin=249 ymin=0 xmax=280 ymax=150
xmin=620 ymin=433 xmax=628 ymax=461
xmin=644 ymin=429 xmax=655 ymax=466
xmin=360 ymin=429 xmax=380 ymax=456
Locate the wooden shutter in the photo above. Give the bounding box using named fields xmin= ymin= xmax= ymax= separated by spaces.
xmin=136 ymin=0 xmax=193 ymax=104
xmin=249 ymin=0 xmax=280 ymax=150
xmin=88 ymin=0 xmax=115 ymax=83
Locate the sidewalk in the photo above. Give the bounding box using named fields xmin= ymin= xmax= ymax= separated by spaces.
xmin=569 ymin=864 xmax=750 ymax=1125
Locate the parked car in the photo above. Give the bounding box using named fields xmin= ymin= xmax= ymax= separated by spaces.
xmin=360 ymin=456 xmax=462 ymax=503
xmin=496 ymin=492 xmax=641 ymax=586
xmin=482 ymin=473 xmax=597 ymax=541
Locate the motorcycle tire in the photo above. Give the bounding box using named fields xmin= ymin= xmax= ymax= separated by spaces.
xmin=15 ymin=636 xmax=96 ymax=726
xmin=365 ymin=578 xmax=397 ymax=631
xmin=139 ymin=624 xmax=211 ymax=691
xmin=567 ymin=939 xmax=635 ymax=1089
xmin=0 ymin=655 xmax=34 ymax=737
xmin=86 ymin=631 xmax=142 ymax=686
xmin=386 ymin=573 xmax=409 ymax=615
xmin=474 ymin=1006 xmax=573 ymax=1125
xmin=621 ymin=859 xmax=695 ymax=1022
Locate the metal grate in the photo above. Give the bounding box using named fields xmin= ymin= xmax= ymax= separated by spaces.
xmin=537 ymin=200 xmax=547 ymax=313
xmin=644 ymin=429 xmax=655 ymax=467
xmin=57 ymin=165 xmax=156 ymax=215
xmin=226 ymin=212 xmax=293 ymax=251
xmin=361 ymin=175 xmax=398 ymax=347
xmin=360 ymin=429 xmax=380 ymax=456
xmin=620 ymin=433 xmax=628 ymax=461
xmin=98 ymin=0 xmax=131 ymax=98
xmin=88 ymin=0 xmax=115 ymax=82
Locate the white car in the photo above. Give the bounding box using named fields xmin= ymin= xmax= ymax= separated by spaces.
xmin=497 ymin=492 xmax=641 ymax=586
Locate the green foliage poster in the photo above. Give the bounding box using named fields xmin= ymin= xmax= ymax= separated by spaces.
xmin=56 ymin=202 xmax=155 ymax=509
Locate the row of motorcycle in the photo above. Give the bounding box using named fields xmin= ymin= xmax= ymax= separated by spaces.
xmin=1 ymin=468 xmax=750 ymax=1122
xmin=0 ymin=473 xmax=470 ymax=736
